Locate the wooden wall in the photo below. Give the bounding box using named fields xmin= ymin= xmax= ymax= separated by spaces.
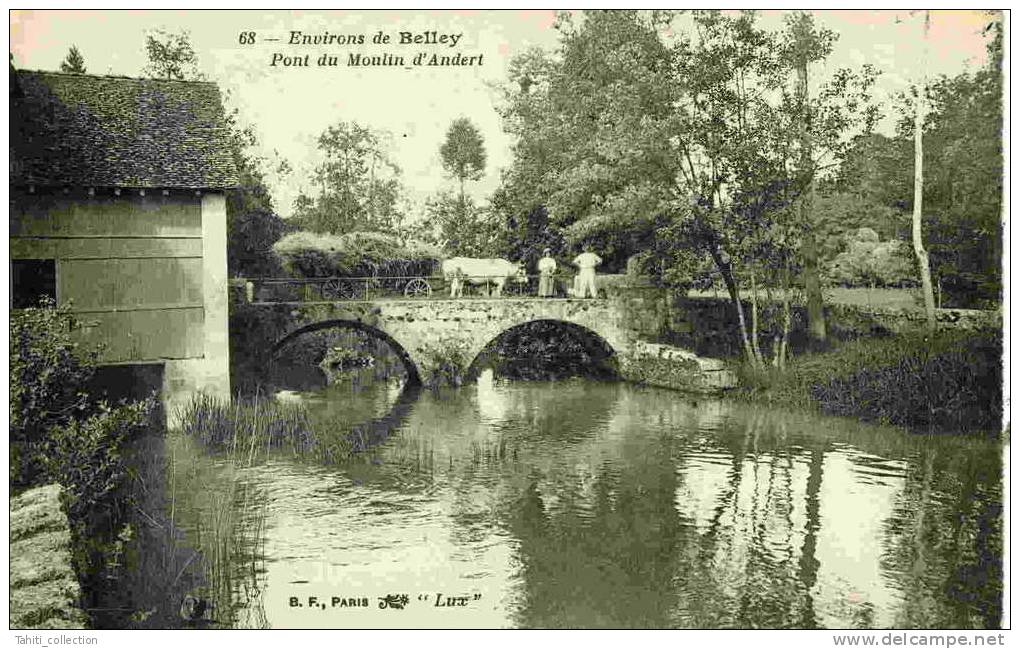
xmin=10 ymin=190 xmax=207 ymax=363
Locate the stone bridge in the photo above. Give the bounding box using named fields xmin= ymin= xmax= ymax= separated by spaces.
xmin=252 ymin=284 xmax=735 ymax=393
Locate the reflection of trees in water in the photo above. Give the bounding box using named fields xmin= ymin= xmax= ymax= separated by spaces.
xmin=238 ymin=368 xmax=1002 ymax=629
xmin=354 ymin=384 xmax=1002 ymax=629
xmin=882 ymin=443 xmax=1002 ymax=629
xmin=504 ymin=442 xmax=684 ymax=627
xmin=488 ymin=398 xmax=1002 ymax=629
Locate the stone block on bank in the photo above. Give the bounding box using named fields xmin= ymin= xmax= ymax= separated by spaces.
xmin=9 ymin=485 xmax=87 ymax=629
xmin=622 ymin=341 xmax=737 ymax=394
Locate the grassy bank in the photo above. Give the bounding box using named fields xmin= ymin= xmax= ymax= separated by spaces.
xmin=735 ymin=329 xmax=1003 ymax=436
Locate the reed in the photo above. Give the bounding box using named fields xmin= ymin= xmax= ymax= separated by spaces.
xmin=176 ymin=394 xmax=355 ymax=464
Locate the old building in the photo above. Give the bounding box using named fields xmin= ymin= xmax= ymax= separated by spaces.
xmin=10 ymin=70 xmax=238 ymax=409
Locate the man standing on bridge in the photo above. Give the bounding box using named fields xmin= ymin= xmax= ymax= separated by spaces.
xmin=572 ymin=245 xmax=602 ymax=299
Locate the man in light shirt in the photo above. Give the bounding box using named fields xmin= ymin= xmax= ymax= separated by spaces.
xmin=572 ymin=245 xmax=602 ymax=298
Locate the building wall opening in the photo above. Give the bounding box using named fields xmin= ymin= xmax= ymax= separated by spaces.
xmin=11 ymin=258 xmax=56 ymax=308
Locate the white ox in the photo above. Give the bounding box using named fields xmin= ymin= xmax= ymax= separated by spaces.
xmin=441 ymin=257 xmax=525 ymax=297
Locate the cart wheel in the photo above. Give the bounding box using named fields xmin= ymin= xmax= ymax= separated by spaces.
xmin=404 ymin=278 xmax=432 ymax=298
xmin=323 ymin=279 xmax=357 ymax=300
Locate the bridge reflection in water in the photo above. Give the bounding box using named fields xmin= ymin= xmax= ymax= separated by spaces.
xmin=183 ymin=366 xmax=1002 ymax=629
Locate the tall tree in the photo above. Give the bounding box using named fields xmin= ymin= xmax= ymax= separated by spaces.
xmin=907 ymin=15 xmax=1002 ymax=307
xmin=59 ymin=45 xmax=86 ymax=74
xmin=786 ymin=12 xmax=833 ymax=342
xmin=141 ymin=28 xmax=202 ymax=80
xmin=911 ymin=11 xmax=937 ymax=329
xmin=497 ymin=10 xmax=877 ymax=367
xmin=440 ymin=117 xmax=487 ymax=202
xmin=292 ymin=121 xmax=405 ymax=235
xmin=225 ymin=116 xmax=291 ymax=277
xmin=438 ymin=117 xmax=488 ymax=248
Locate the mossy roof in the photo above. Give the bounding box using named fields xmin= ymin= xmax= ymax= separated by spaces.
xmin=11 ymin=70 xmax=239 ymax=189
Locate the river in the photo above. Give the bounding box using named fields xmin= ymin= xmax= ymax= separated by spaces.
xmin=166 ymin=361 xmax=1002 ymax=629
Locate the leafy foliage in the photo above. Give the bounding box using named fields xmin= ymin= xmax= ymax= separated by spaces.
xmin=811 ymin=332 xmax=1002 ymax=434
xmin=916 ymin=31 xmax=1003 ymax=307
xmin=440 ymin=117 xmax=487 ymax=189
xmin=43 ymin=401 xmax=154 ymax=527
xmin=292 ymin=121 xmax=405 ymax=235
xmin=10 ymin=298 xmax=158 ymax=608
xmin=141 ymin=28 xmax=203 ymax=80
xmin=735 ymin=327 xmax=1002 ymax=436
xmin=10 ymin=299 xmax=98 ymax=485
xmin=825 ymin=227 xmax=917 ymax=288
xmin=837 ymin=18 xmax=1003 ymax=307
xmin=59 ymin=45 xmax=86 ymax=74
xmin=496 ymin=10 xmax=879 ymax=366
xmin=224 ymin=114 xmax=291 ymax=277
xmin=418 ymin=338 xmax=472 ymax=387
xmin=424 ymin=190 xmax=502 ymax=257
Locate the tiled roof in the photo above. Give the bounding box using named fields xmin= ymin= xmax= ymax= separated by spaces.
xmin=10 ymin=71 xmax=239 ymax=189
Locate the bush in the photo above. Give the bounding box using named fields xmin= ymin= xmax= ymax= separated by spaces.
xmin=11 ymin=298 xmax=161 ymax=616
xmin=43 ymin=400 xmax=155 ymax=535
xmin=419 ymin=338 xmax=472 ymax=387
xmin=825 ymin=228 xmax=917 ymax=288
xmin=811 ymin=333 xmax=1002 ymax=434
xmin=735 ymin=330 xmax=1003 ymax=436
xmin=10 ymin=298 xmax=98 ymax=486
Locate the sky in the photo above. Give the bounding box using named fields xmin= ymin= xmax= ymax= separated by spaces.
xmin=9 ymin=9 xmax=997 ymax=220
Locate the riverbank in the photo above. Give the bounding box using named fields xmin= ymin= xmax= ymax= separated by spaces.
xmin=733 ymin=329 xmax=1003 ymax=436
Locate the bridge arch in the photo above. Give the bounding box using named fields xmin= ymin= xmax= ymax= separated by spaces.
xmin=271 ymin=319 xmax=423 ymax=385
xmin=465 ymin=318 xmax=620 ymax=380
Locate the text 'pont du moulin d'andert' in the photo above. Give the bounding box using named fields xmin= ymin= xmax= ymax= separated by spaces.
xmin=238 ymin=30 xmax=485 ymax=68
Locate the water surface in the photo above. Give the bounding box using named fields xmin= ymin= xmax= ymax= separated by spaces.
xmin=173 ymin=367 xmax=1002 ymax=629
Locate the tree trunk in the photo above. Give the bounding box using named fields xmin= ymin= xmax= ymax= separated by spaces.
xmin=749 ymin=267 xmax=764 ymax=364
xmin=796 ymin=19 xmax=827 ymax=343
xmin=779 ymin=263 xmax=792 ymax=371
xmin=913 ymin=10 xmax=938 ymax=331
xmin=708 ymin=243 xmax=758 ymax=367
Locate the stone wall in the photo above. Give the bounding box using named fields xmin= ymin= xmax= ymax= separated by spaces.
xmin=239 ymin=282 xmax=741 ymax=394
xmin=10 ymin=485 xmax=87 ymax=629
xmin=269 ymin=297 xmax=638 ymax=385
xmin=667 ymin=296 xmax=1003 ymax=359
xmin=827 ymin=303 xmax=1002 ymax=334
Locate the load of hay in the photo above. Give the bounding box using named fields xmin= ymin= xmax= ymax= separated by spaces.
xmin=273 ymin=230 xmax=442 ymax=279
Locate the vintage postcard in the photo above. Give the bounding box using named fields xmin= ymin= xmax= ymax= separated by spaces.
xmin=8 ymin=7 xmax=1007 ymax=639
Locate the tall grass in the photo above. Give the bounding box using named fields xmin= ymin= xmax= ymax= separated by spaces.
xmin=89 ymin=423 xmax=269 ymax=629
xmin=150 ymin=392 xmax=373 ymax=627
xmin=176 ymin=394 xmax=353 ymax=463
